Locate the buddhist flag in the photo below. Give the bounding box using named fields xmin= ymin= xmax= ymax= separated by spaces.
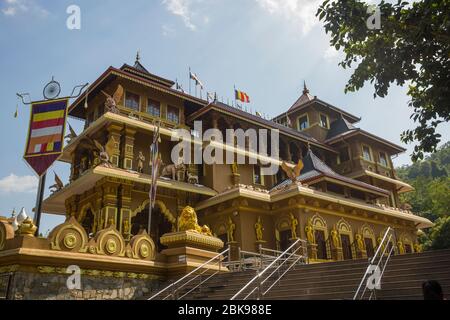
xmin=24 ymin=99 xmax=69 ymax=176
xmin=235 ymin=89 xmax=250 ymax=103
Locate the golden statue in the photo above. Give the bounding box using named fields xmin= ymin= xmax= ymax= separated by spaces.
xmin=414 ymin=243 xmax=422 ymax=253
xmin=227 ymin=216 xmax=236 ymax=242
xmin=18 ymin=217 xmax=37 ymax=237
xmin=289 ymin=213 xmax=299 ymax=239
xmin=397 ymin=241 xmax=405 ymax=255
xmin=331 ymin=227 xmax=340 ymax=249
xmin=231 ymin=163 xmax=239 ymax=175
xmin=305 ymin=219 xmax=315 ymax=244
xmin=255 ymin=216 xmax=264 ymax=242
xmin=123 ymin=220 xmax=130 ymax=234
xmin=377 ymin=237 xmax=385 ymax=252
xmin=355 ymin=234 xmax=365 ymax=252
xmin=281 ymin=160 xmax=304 ymax=184
xmin=178 ymin=206 xmax=213 ymax=236
xmin=275 ymin=229 xmax=281 ymax=251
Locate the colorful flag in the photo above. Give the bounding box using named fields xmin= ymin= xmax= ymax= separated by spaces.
xmin=24 ymin=99 xmax=69 ymax=176
xmin=190 ymin=72 xmax=204 ymax=89
xmin=147 ymin=123 xmax=162 ymax=233
xmin=235 ymin=89 xmax=250 ymax=103
xmin=149 ymin=124 xmax=161 ymax=209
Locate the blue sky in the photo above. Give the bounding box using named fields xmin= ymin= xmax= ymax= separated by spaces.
xmin=0 ymin=0 xmax=448 ymax=233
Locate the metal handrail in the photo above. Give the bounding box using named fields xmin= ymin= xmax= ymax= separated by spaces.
xmin=231 ymin=239 xmax=308 ymax=300
xmin=353 ymin=227 xmax=397 ymax=300
xmin=149 ymin=247 xmax=230 ymax=300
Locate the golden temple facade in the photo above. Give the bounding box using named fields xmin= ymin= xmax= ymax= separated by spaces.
xmin=42 ymin=58 xmax=430 ymax=260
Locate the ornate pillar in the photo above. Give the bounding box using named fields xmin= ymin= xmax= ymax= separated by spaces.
xmin=65 ymin=195 xmax=79 ymax=219
xmin=119 ymin=181 xmax=134 ymax=241
xmin=122 ymin=127 xmax=136 ymax=170
xmin=98 ymin=178 xmax=120 ymax=231
xmin=107 ymin=124 xmax=123 ymax=167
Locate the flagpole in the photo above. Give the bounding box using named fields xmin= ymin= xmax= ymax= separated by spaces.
xmin=33 ymin=172 xmax=46 ymax=236
xmin=189 ymin=67 xmax=191 ymax=95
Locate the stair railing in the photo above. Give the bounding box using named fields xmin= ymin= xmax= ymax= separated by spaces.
xmin=149 ymin=247 xmax=230 ymax=300
xmin=353 ymin=227 xmax=397 ymax=300
xmin=230 ymin=239 xmax=308 ymax=300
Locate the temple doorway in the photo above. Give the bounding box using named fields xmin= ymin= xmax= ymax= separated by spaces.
xmin=341 ymin=234 xmax=353 ymax=260
xmin=365 ymin=238 xmax=375 ymax=258
xmin=315 ymin=230 xmax=327 ymax=260
xmin=279 ymin=230 xmax=291 ymax=252
xmin=131 ymin=205 xmax=173 ymax=252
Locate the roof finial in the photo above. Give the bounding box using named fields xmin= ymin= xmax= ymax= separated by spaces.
xmin=136 ymin=50 xmax=141 ymax=63
xmin=303 ymin=81 xmax=310 ymax=95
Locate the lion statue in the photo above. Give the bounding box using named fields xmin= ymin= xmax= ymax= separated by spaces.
xmin=178 ymin=206 xmax=212 ymax=236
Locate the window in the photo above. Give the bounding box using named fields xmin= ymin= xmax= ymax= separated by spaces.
xmin=362 ymin=145 xmax=372 ymax=161
xmin=320 ymin=114 xmax=329 ymax=129
xmin=147 ymin=99 xmax=161 ymax=117
xmin=379 ymin=152 xmax=389 ymax=167
xmin=298 ymin=114 xmax=309 ymax=131
xmin=167 ymin=106 xmax=180 ymax=124
xmin=125 ymin=92 xmax=140 ymax=111
xmin=253 ymin=165 xmax=263 ymax=185
xmin=339 ymin=147 xmax=350 ymax=163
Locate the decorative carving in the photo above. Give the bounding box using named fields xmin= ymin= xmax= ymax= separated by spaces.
xmin=227 ymin=216 xmax=236 ymax=243
xmin=94 ymin=226 xmax=126 ymax=257
xmin=93 ymin=137 xmax=117 ymax=168
xmin=64 ymin=124 xmax=78 ymax=144
xmin=187 ymin=172 xmax=199 ymax=184
xmin=136 ymin=151 xmax=145 ymax=173
xmin=176 ymin=162 xmax=187 ymax=182
xmin=178 ymin=206 xmax=213 ymax=236
xmin=49 ymin=217 xmax=89 ymax=253
xmin=414 ymin=243 xmax=422 ymax=253
xmin=330 ymin=227 xmax=340 ymax=249
xmin=255 ymin=216 xmax=264 ymax=241
xmin=102 ymin=84 xmax=124 ymax=114
xmin=355 ymin=234 xmax=365 ymax=251
xmin=289 ymin=213 xmax=299 ymax=239
xmin=0 ymin=220 xmax=14 ymax=251
xmin=397 ymin=241 xmax=405 ymax=255
xmin=49 ymin=171 xmax=64 ymax=194
xmin=231 ymin=163 xmax=239 ymax=175
xmin=160 ymin=162 xmax=177 ymax=180
xmin=281 ymin=160 xmax=304 ymax=185
xmin=305 ymin=219 xmax=315 ymax=244
xmin=18 ymin=218 xmax=37 ymax=237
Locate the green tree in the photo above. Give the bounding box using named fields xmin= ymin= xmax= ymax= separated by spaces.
xmin=426 ymin=216 xmax=450 ymax=250
xmin=317 ymin=0 xmax=450 ymax=161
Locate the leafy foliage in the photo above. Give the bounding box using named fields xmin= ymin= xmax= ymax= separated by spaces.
xmin=317 ymin=0 xmax=450 ymax=161
xmin=396 ymin=142 xmax=450 ymax=250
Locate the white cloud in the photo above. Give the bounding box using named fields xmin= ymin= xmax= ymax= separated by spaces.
xmin=163 ymin=0 xmax=197 ymax=30
xmin=0 ymin=174 xmax=38 ymax=194
xmin=255 ymin=0 xmax=322 ymax=35
xmin=1 ymin=0 xmax=48 ymax=17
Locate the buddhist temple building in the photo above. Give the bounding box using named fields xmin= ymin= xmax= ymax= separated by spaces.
xmin=0 ymin=57 xmax=433 ymax=300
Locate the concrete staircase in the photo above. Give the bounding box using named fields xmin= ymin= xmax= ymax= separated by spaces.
xmin=149 ymin=249 xmax=450 ymax=300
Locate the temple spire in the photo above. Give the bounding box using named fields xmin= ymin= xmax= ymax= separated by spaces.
xmin=136 ymin=50 xmax=141 ymax=63
xmin=303 ymin=81 xmax=310 ymax=95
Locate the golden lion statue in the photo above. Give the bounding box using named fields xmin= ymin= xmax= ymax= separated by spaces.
xmin=178 ymin=206 xmax=213 ymax=236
